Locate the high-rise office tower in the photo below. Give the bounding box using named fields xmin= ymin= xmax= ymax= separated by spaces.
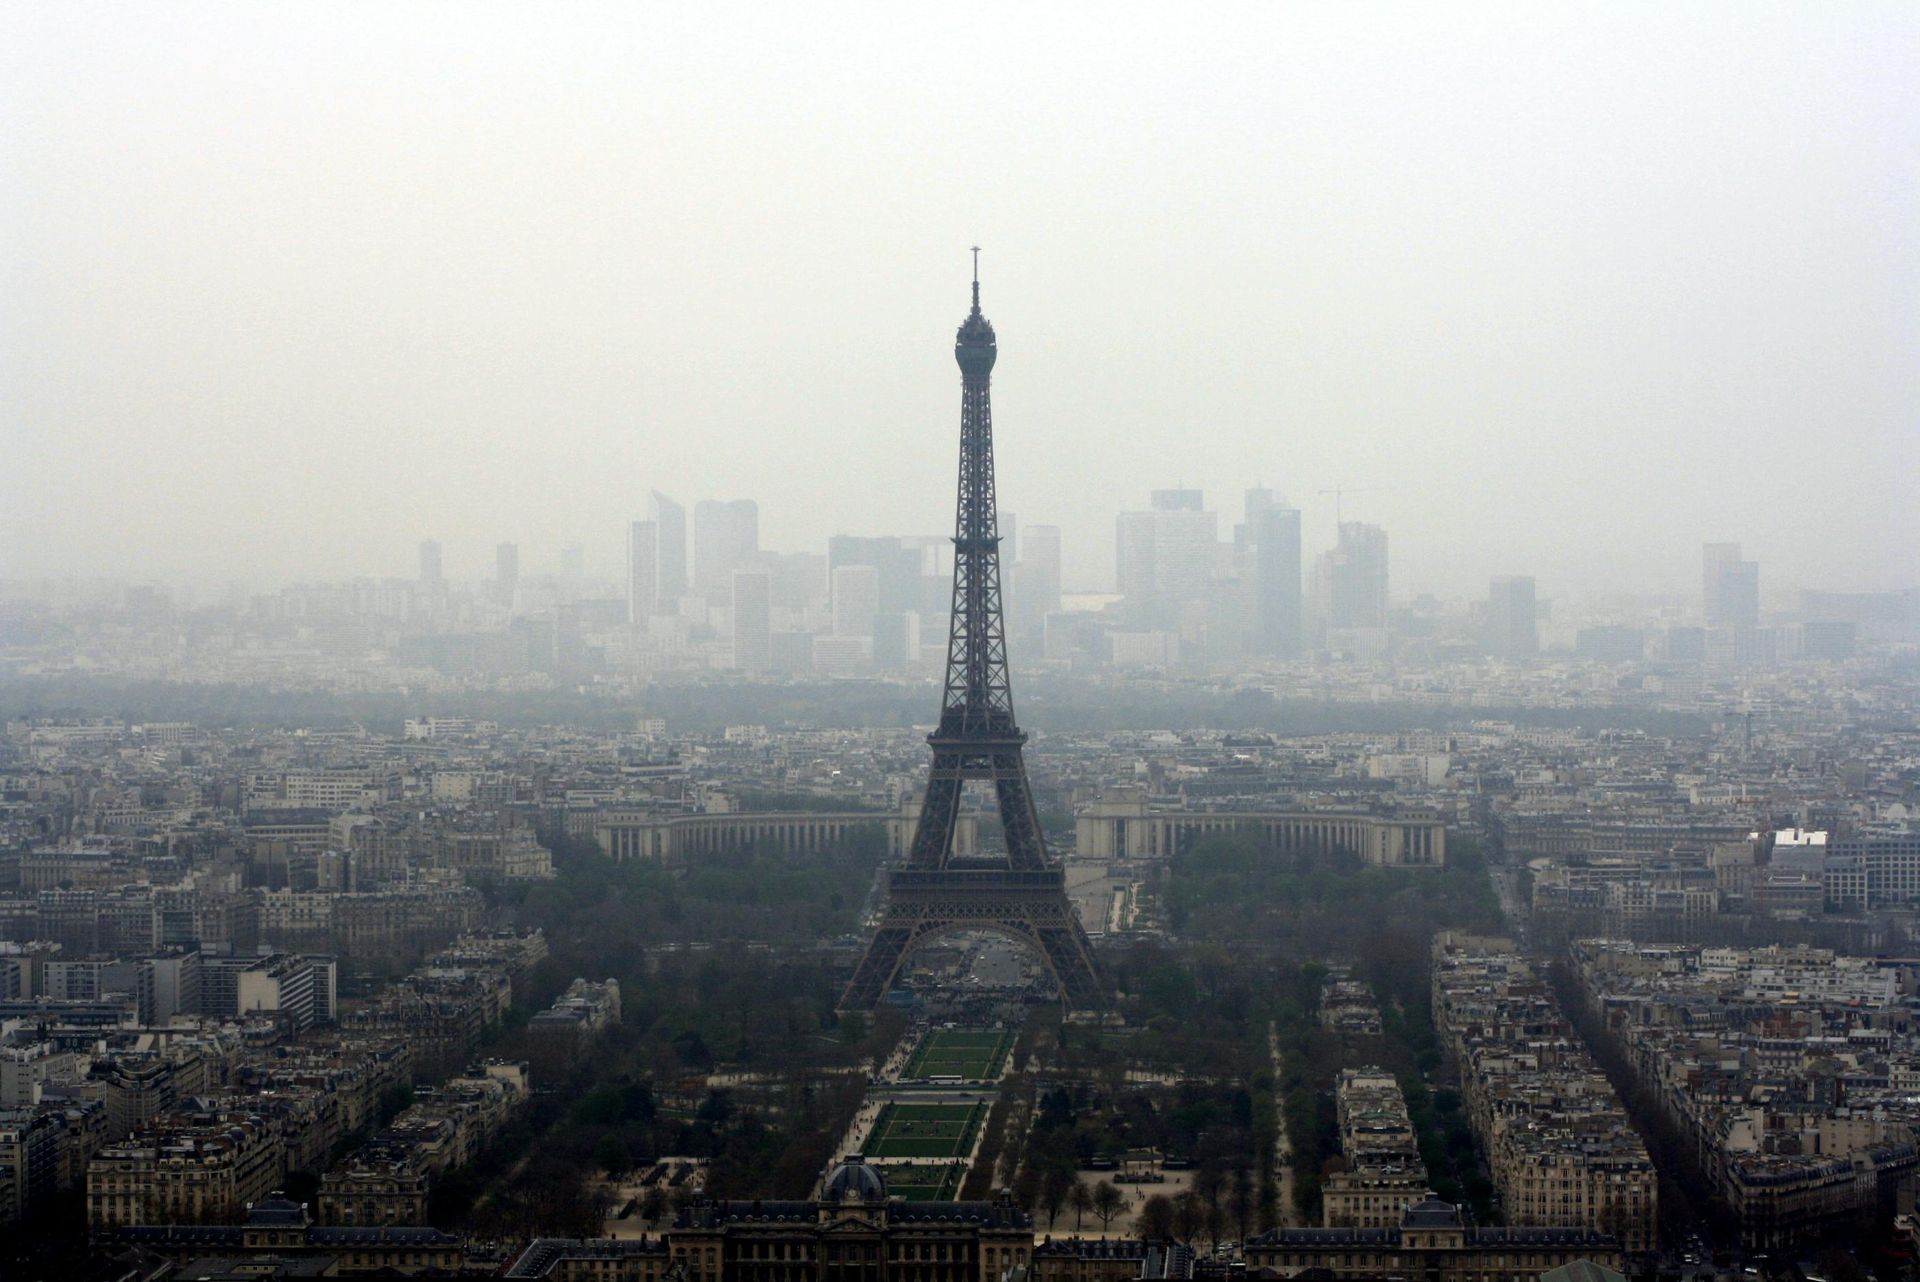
xmin=1248 ymin=503 xmax=1303 ymax=657
xmin=997 ymin=509 xmax=1018 ymax=565
xmin=1236 ymin=488 xmax=1276 ymax=552
xmin=873 ymin=612 xmax=923 ymax=670
xmin=1485 ymin=575 xmax=1539 ymax=658
xmin=828 ymin=535 xmax=925 ymax=615
xmin=831 ymin=564 xmax=881 ymax=637
xmin=1115 ymin=490 xmax=1220 ymax=617
xmin=1011 ymin=524 xmax=1063 ymax=640
xmin=650 ymin=491 xmax=687 ymax=606
xmin=1024 ymin=524 xmax=1062 ymax=606
xmin=1703 ymin=542 xmax=1759 ymax=628
xmin=731 ymin=569 xmax=772 ymax=673
xmin=494 ymin=543 xmax=520 ymax=605
xmin=417 ymin=540 xmax=442 ymax=585
xmin=1317 ymin=522 xmax=1389 ymax=630
xmin=694 ymin=499 xmax=760 ymax=599
xmin=626 ymin=521 xmax=658 ymax=624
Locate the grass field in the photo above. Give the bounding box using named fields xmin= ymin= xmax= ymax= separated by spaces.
xmin=903 ymin=1028 xmax=1014 ymax=1081
xmin=864 ymin=1102 xmax=988 ymax=1159
xmin=877 ymin=1162 xmax=968 ymax=1202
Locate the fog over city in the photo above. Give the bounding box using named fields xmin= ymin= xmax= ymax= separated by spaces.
xmin=11 ymin=6 xmax=1920 ymax=1276
xmin=4 ymin=3 xmax=1914 ymax=600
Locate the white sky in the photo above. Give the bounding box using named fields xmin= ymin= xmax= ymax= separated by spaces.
xmin=3 ymin=2 xmax=1915 ymax=601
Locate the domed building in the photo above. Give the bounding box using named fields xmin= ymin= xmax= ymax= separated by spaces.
xmin=666 ymin=1154 xmax=1033 ymax=1282
xmin=820 ymin=1155 xmax=889 ymax=1206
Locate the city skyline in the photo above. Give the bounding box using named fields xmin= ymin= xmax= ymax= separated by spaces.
xmin=3 ymin=485 xmax=1892 ymax=615
xmin=4 ymin=6 xmax=1915 ymax=598
xmin=6 ymin=4 xmax=1920 ymax=1270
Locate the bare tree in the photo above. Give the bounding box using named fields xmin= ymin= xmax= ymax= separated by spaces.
xmin=1171 ymin=1190 xmax=1203 ymax=1243
xmin=1042 ymin=1166 xmax=1075 ymax=1230
xmin=1092 ymin=1180 xmax=1126 ymax=1231
xmin=1012 ymin=1167 xmax=1041 ymax=1216
xmin=1229 ymin=1163 xmax=1255 ymax=1245
xmin=1070 ymin=1180 xmax=1094 ymax=1229
xmin=1139 ymin=1194 xmax=1176 ymax=1242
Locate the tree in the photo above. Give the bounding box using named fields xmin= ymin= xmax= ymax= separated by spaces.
xmin=997 ymin=1141 xmax=1022 ymax=1188
xmin=1041 ymin=1165 xmax=1075 ymax=1229
xmin=594 ymin=1133 xmax=632 ymax=1178
xmin=1204 ymin=1195 xmax=1227 ymax=1252
xmin=1193 ymin=1160 xmax=1226 ymax=1214
xmin=1070 ymin=1180 xmax=1094 ymax=1228
xmin=639 ymin=1186 xmax=670 ymax=1224
xmin=1012 ymin=1168 xmax=1042 ymax=1216
xmin=1171 ymin=1190 xmax=1203 ymax=1243
xmin=1092 ymin=1180 xmax=1125 ymax=1231
xmin=1139 ymin=1194 xmax=1176 ymax=1242
xmin=1229 ymin=1164 xmax=1255 ymax=1243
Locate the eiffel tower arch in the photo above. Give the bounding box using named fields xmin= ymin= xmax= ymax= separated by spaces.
xmin=841 ymin=257 xmax=1103 ymax=1012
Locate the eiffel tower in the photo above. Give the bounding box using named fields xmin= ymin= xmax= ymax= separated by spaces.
xmin=841 ymin=254 xmax=1104 ymax=1011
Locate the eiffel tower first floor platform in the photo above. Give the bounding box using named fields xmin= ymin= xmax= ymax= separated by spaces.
xmin=839 ymin=866 xmax=1104 ymax=1012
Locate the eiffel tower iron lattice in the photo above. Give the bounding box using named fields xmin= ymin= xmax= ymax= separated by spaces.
xmin=840 ymin=258 xmax=1104 ymax=1011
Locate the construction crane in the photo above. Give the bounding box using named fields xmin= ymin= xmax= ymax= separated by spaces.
xmin=1317 ymin=486 xmax=1377 ymax=527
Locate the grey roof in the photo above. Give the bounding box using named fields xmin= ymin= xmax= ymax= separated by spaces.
xmin=244 ymin=1196 xmax=308 ymax=1227
xmin=1402 ymin=1197 xmax=1464 ymax=1228
xmin=506 ymin=1237 xmax=670 ymax=1278
xmin=824 ymin=1156 xmax=887 ymax=1203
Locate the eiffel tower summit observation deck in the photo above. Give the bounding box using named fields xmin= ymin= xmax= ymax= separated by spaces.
xmin=840 ymin=256 xmax=1104 ymax=1011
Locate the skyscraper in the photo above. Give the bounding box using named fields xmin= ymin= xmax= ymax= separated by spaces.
xmin=827 ymin=535 xmax=925 ymax=615
xmin=730 ymin=569 xmax=772 ymax=673
xmin=831 ymin=564 xmax=881 ymax=638
xmin=626 ymin=521 xmax=658 ymax=624
xmin=694 ymin=499 xmax=760 ymax=599
xmin=872 ymin=612 xmax=923 ymax=670
xmin=650 ymin=491 xmax=687 ymax=606
xmin=1150 ymin=488 xmax=1203 ymax=512
xmin=1011 ymin=524 xmax=1063 ymax=641
xmin=1115 ymin=490 xmax=1220 ymax=619
xmin=1314 ymin=522 xmax=1389 ymax=633
xmin=1703 ymin=542 xmax=1759 ymax=628
xmin=417 ymin=540 xmax=442 ymax=585
xmin=1248 ymin=503 xmax=1302 ymax=658
xmin=1485 ymin=575 xmax=1539 ymax=658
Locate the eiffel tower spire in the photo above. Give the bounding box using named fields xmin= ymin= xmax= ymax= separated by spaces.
xmin=841 ymin=258 xmax=1104 ymax=1011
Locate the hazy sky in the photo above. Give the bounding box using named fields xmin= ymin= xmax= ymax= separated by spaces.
xmin=4 ymin=3 xmax=1915 ymax=602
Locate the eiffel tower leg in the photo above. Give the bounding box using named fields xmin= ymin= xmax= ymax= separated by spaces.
xmin=992 ymin=751 xmax=1048 ymax=871
xmin=841 ymin=916 xmax=922 ymax=1011
xmin=907 ymin=751 xmax=966 ymax=869
xmin=1032 ymin=919 xmax=1104 ymax=1008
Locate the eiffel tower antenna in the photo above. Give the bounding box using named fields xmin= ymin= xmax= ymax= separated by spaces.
xmin=840 ymin=260 xmax=1104 ymax=1011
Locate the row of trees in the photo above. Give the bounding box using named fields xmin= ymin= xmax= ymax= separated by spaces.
xmin=441 ymin=831 xmax=905 ymax=1227
xmin=1144 ymin=831 xmax=1505 ymax=1223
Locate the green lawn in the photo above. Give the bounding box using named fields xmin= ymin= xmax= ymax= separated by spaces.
xmin=877 ymin=1162 xmax=968 ymax=1201
xmin=865 ymin=1102 xmax=987 ymax=1159
xmin=902 ymin=1028 xmax=1014 ymax=1080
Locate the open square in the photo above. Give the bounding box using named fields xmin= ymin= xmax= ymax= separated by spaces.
xmin=902 ymin=1028 xmax=1014 ymax=1081
xmin=863 ymin=1102 xmax=987 ymax=1159
xmin=876 ymin=1162 xmax=968 ymax=1202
